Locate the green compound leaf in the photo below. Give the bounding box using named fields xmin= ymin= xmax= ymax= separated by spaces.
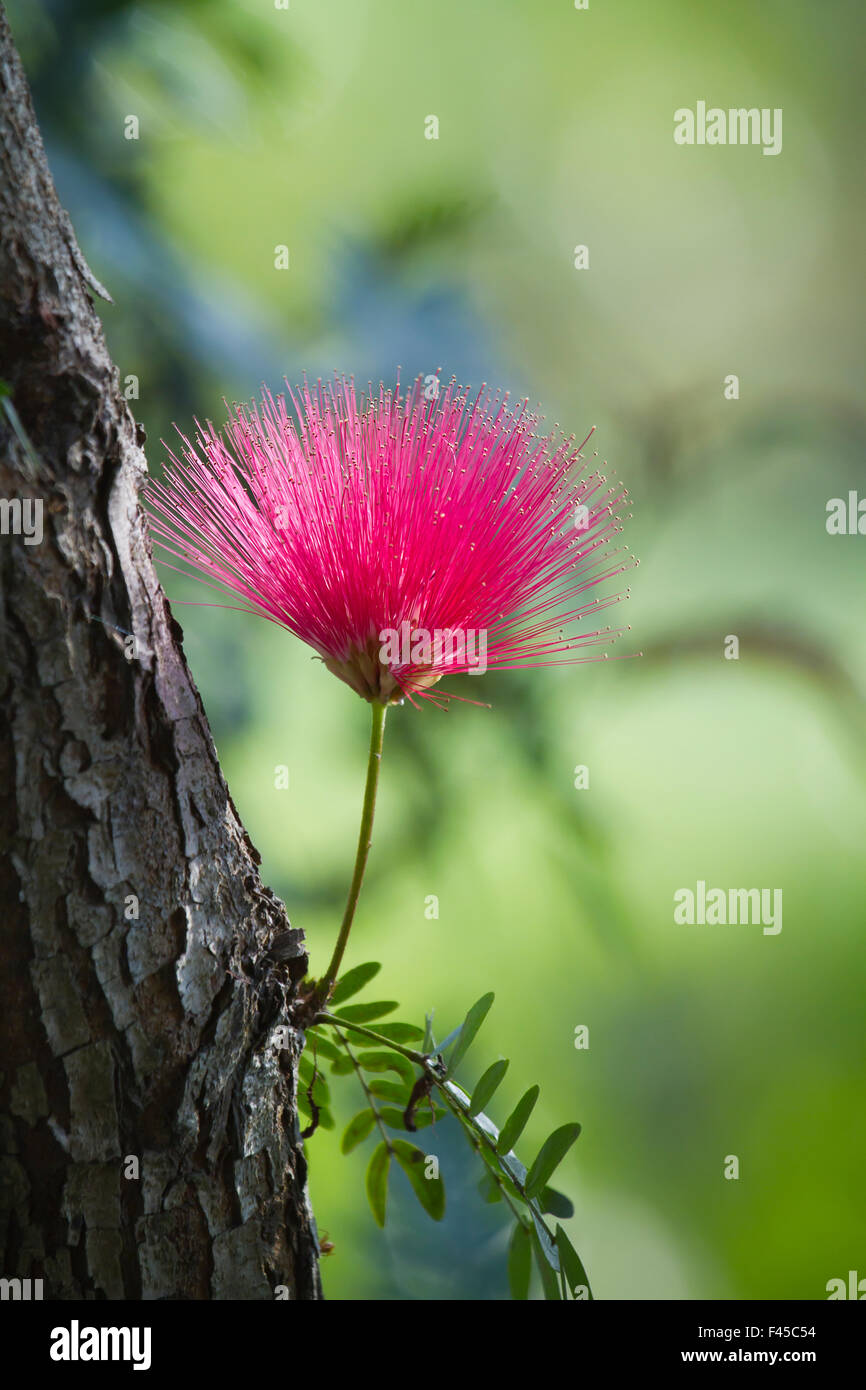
xmin=555 ymin=1224 xmax=593 ymax=1301
xmin=326 ymin=972 xmax=591 ymax=1301
xmin=341 ymin=1109 xmax=377 ymax=1154
xmin=508 ymin=1222 xmax=532 ymax=1300
xmin=357 ymin=1051 xmax=415 ymax=1087
xmin=330 ymin=961 xmax=381 ymax=1005
xmin=390 ymin=1139 xmax=445 ymax=1221
xmin=373 ymin=1022 xmax=425 ymax=1043
xmin=446 ymin=992 xmax=495 ymax=1076
xmin=333 ymin=1000 xmax=399 ymax=1023
xmin=365 ymin=1141 xmax=390 ymax=1227
xmin=468 ymin=1058 xmax=509 ymax=1118
xmin=524 ymin=1123 xmax=581 ymax=1201
xmin=539 ymin=1186 xmax=575 ymax=1219
xmin=496 ymin=1085 xmax=539 ymax=1156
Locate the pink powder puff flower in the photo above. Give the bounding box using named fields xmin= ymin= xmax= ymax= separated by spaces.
xmin=145 ymin=374 xmax=636 ymax=707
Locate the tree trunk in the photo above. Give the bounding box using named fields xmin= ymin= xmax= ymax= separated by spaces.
xmin=0 ymin=5 xmax=321 ymax=1301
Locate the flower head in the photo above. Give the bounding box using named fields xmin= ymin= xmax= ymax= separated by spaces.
xmin=146 ymin=375 xmax=635 ymax=706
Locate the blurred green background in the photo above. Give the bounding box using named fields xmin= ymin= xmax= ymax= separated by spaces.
xmin=10 ymin=0 xmax=865 ymax=1299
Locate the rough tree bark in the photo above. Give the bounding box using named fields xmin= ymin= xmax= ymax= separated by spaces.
xmin=0 ymin=6 xmax=321 ymax=1300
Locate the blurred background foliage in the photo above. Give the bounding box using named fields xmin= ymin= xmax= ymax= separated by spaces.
xmin=10 ymin=0 xmax=865 ymax=1299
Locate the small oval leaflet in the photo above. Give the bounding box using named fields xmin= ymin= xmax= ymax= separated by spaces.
xmin=532 ymin=1227 xmax=562 ymax=1300
xmin=446 ymin=991 xmax=495 ymax=1076
xmin=468 ymin=1057 xmax=509 ymax=1117
xmin=378 ymin=1105 xmax=444 ymax=1132
xmin=330 ymin=961 xmax=382 ymax=1005
xmin=391 ymin=1139 xmax=445 ymax=1221
xmin=496 ymin=1084 xmax=539 ymax=1156
xmin=374 ymin=1022 xmax=425 ymax=1043
xmin=357 ymin=1050 xmax=415 ymax=1087
xmin=508 ymin=1222 xmax=532 ymax=1300
xmin=366 ymin=1078 xmax=410 ymax=1104
xmin=365 ymin=1142 xmax=390 ymax=1227
xmin=555 ymin=1223 xmax=593 ymax=1301
xmin=539 ymin=1186 xmax=574 ymax=1218
xmin=524 ymin=1123 xmax=582 ymax=1201
xmin=305 ymin=1028 xmax=342 ymax=1063
xmin=341 ymin=1109 xmax=376 ymax=1154
xmin=334 ymin=1000 xmax=399 ymax=1023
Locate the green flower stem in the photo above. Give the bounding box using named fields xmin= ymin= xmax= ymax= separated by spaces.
xmin=316 ymin=699 xmax=387 ymax=1004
